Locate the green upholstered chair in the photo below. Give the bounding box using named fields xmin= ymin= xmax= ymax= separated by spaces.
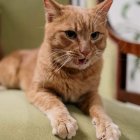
xmin=0 ymin=90 xmax=140 ymax=140
xmin=0 ymin=0 xmax=140 ymax=140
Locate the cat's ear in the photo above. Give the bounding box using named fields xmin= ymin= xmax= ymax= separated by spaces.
xmin=96 ymin=0 xmax=113 ymax=16
xmin=44 ymin=0 xmax=63 ymax=22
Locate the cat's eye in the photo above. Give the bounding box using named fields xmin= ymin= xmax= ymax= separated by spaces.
xmin=65 ymin=30 xmax=77 ymax=39
xmin=91 ymin=32 xmax=100 ymax=40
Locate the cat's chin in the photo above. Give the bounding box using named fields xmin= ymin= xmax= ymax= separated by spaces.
xmin=66 ymin=60 xmax=91 ymax=70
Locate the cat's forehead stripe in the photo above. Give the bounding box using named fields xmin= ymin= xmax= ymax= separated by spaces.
xmin=73 ymin=12 xmax=94 ymax=32
xmin=64 ymin=7 xmax=100 ymax=32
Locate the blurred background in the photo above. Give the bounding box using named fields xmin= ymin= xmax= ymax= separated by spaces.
xmin=0 ymin=0 xmax=140 ymax=105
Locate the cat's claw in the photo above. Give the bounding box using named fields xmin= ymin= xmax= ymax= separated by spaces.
xmin=51 ymin=115 xmax=78 ymax=139
xmin=92 ymin=117 xmax=121 ymax=140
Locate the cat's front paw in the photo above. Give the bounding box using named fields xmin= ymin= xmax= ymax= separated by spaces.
xmin=51 ymin=115 xmax=78 ymax=139
xmin=92 ymin=117 xmax=121 ymax=140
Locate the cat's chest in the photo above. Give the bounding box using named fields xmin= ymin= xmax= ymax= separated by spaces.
xmin=47 ymin=73 xmax=97 ymax=102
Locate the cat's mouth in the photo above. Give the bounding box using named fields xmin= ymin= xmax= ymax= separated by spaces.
xmin=74 ymin=58 xmax=89 ymax=65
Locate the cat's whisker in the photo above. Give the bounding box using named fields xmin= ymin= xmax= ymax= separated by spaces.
xmin=94 ymin=50 xmax=103 ymax=57
xmin=53 ymin=54 xmax=68 ymax=61
xmin=41 ymin=51 xmax=65 ymax=64
xmin=51 ymin=49 xmax=62 ymax=53
xmin=41 ymin=55 xmax=68 ymax=88
xmin=49 ymin=49 xmax=80 ymax=60
xmin=52 ymin=49 xmax=77 ymax=57
xmin=41 ymin=50 xmax=75 ymax=71
xmin=68 ymin=52 xmax=80 ymax=57
xmin=55 ymin=57 xmax=72 ymax=73
xmin=52 ymin=53 xmax=74 ymax=67
xmin=49 ymin=55 xmax=67 ymax=69
xmin=45 ymin=51 xmax=60 ymax=59
xmin=52 ymin=56 xmax=67 ymax=66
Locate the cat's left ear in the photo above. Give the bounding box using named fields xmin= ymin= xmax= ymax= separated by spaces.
xmin=44 ymin=0 xmax=63 ymax=22
xmin=96 ymin=0 xmax=113 ymax=16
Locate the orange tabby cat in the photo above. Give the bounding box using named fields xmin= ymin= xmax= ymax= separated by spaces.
xmin=0 ymin=0 xmax=121 ymax=139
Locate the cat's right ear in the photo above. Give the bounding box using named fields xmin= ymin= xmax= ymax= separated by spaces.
xmin=96 ymin=0 xmax=113 ymax=16
xmin=44 ymin=0 xmax=63 ymax=22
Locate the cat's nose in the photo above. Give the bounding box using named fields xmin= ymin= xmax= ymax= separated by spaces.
xmin=79 ymin=44 xmax=91 ymax=57
xmin=80 ymin=50 xmax=90 ymax=57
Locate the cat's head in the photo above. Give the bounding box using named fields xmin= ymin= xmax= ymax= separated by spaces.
xmin=43 ymin=0 xmax=112 ymax=70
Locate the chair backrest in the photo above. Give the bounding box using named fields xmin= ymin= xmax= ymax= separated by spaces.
xmin=0 ymin=0 xmax=69 ymax=54
xmin=107 ymin=0 xmax=140 ymax=56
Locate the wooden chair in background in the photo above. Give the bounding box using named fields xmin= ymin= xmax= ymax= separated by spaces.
xmin=108 ymin=23 xmax=140 ymax=105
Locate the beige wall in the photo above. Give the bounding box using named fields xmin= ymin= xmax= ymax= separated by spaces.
xmin=86 ymin=0 xmax=96 ymax=7
xmin=99 ymin=40 xmax=118 ymax=99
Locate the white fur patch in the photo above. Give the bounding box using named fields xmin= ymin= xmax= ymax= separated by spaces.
xmin=45 ymin=108 xmax=78 ymax=139
xmin=92 ymin=118 xmax=121 ymax=140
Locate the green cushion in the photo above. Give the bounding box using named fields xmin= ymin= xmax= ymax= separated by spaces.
xmin=0 ymin=90 xmax=140 ymax=140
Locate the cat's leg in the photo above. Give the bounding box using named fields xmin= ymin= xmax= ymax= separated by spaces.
xmin=78 ymin=92 xmax=121 ymax=140
xmin=26 ymin=88 xmax=78 ymax=139
xmin=0 ymin=53 xmax=21 ymax=89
